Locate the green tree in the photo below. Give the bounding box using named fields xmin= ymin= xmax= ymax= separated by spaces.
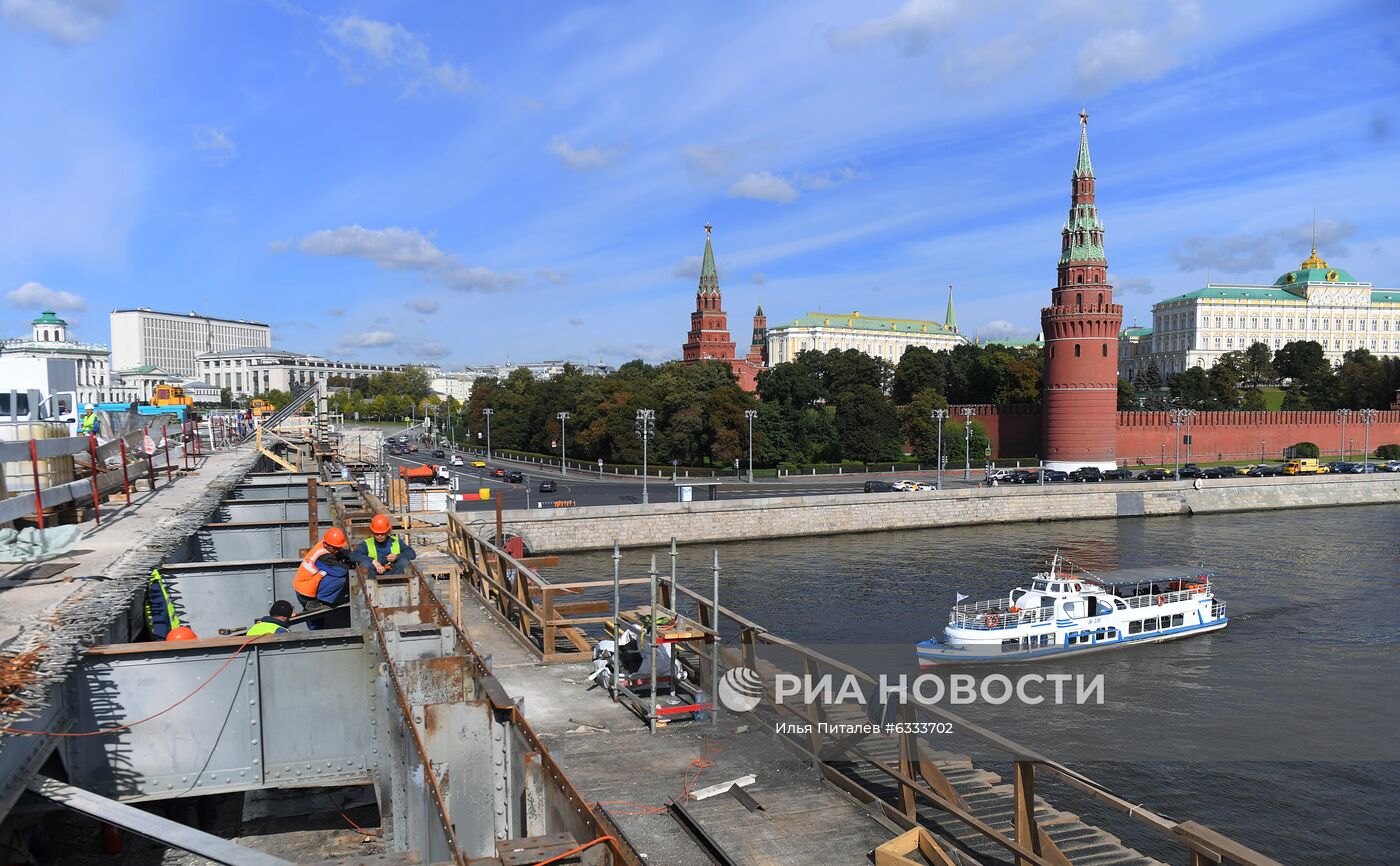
xmin=1133 ymin=359 xmax=1164 ymax=392
xmin=1241 ymin=342 xmax=1277 ymax=390
xmin=1117 ymin=379 xmax=1138 ymax=411
xmin=942 ymin=419 xmax=991 ymax=466
xmin=899 ymin=390 xmax=951 ymax=461
xmin=892 ymin=347 xmax=947 ymax=404
xmin=1167 ymin=367 xmax=1212 ymax=409
xmin=1207 ymin=363 xmax=1241 ymax=409
xmin=833 ymin=384 xmax=899 ymax=463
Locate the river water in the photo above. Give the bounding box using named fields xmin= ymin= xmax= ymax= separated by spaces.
xmin=558 ymin=503 xmax=1400 ymax=865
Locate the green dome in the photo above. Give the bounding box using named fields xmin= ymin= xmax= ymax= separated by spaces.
xmin=1274 ymin=266 xmax=1355 ymax=286
xmin=31 ymin=310 xmax=66 ymax=325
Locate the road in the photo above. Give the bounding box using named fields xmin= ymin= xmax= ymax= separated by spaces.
xmin=382 ymin=442 xmax=992 ymax=512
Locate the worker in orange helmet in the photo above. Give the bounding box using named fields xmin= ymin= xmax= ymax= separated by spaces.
xmin=165 ymin=626 xmax=198 ymax=641
xmin=352 ymin=514 xmax=416 ymax=577
xmin=292 ymin=526 xmax=353 ymax=630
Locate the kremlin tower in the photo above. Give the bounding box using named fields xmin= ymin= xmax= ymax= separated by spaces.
xmin=1040 ymin=111 xmax=1123 ymax=470
xmin=681 ymin=225 xmax=765 ymax=392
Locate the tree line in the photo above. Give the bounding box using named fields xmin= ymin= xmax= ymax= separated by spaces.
xmin=1125 ymin=340 xmax=1400 ymax=412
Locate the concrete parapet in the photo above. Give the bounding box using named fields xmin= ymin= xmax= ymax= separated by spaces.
xmin=486 ymin=474 xmax=1400 ymax=553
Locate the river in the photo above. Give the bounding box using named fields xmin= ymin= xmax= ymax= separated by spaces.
xmin=558 ymin=502 xmax=1400 ymax=865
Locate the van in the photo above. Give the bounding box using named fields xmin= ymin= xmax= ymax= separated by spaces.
xmin=1283 ymin=458 xmax=1325 ymax=475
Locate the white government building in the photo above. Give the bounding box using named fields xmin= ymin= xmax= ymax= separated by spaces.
xmin=0 ymin=311 xmax=112 ymax=405
xmin=111 ymin=308 xmax=271 ymax=380
xmin=198 ymin=347 xmax=404 ymax=397
xmin=1121 ymin=248 xmax=1400 ymax=379
xmin=764 ymin=289 xmax=967 ymax=366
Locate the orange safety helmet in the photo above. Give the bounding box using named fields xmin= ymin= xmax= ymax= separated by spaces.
xmin=370 ymin=514 xmax=392 ymax=535
xmin=322 ymin=527 xmax=348 ymax=548
xmin=166 ymin=626 xmax=198 ymax=642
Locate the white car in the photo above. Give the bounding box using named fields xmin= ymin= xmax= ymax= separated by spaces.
xmin=892 ymin=480 xmax=919 ymax=491
xmin=450 ymin=454 xmax=464 ymax=466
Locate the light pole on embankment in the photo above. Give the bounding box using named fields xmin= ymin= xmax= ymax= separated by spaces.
xmin=1334 ymin=408 xmax=1350 ymax=462
xmin=961 ymin=407 xmax=974 ymax=481
xmin=932 ymin=408 xmax=947 ymax=490
xmin=483 ymin=407 xmax=494 ymax=459
xmin=1359 ymin=409 xmax=1378 ymax=471
xmin=556 ymin=411 xmax=569 ymax=475
xmin=744 ymin=409 xmax=757 ymax=483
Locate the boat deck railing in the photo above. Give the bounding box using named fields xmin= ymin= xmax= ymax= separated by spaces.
xmin=948 ymin=599 xmax=1056 ymax=630
xmin=1121 ymin=585 xmax=1210 ymax=610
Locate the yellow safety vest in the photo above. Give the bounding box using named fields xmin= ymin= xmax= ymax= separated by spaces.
xmin=80 ymin=413 xmax=97 ymax=433
xmin=364 ymin=535 xmax=401 ymax=561
xmin=246 ymin=619 xmax=288 ymax=636
xmin=145 ymin=568 xmax=180 ymax=632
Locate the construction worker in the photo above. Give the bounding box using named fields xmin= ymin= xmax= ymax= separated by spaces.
xmin=352 ymin=514 xmax=417 ymax=576
xmin=79 ymin=404 xmax=97 ymax=435
xmin=246 ymin=600 xmax=294 ymax=636
xmin=145 ymin=567 xmax=181 ymax=640
xmin=293 ymin=527 xmax=352 ymax=630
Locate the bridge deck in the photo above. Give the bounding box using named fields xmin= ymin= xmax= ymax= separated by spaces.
xmin=457 ymin=589 xmax=896 ymax=866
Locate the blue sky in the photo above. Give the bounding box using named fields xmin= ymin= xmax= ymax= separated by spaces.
xmin=2 ymin=0 xmax=1398 ymax=368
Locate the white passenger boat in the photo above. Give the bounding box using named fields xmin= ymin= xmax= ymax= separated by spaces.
xmin=916 ymin=555 xmax=1228 ymax=665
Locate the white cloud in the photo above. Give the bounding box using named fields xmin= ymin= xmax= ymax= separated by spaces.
xmin=750 ymin=272 xmax=767 ymax=285
xmin=295 ymin=225 xmax=522 ymax=292
xmin=5 ymin=281 xmax=86 ymax=311
xmin=414 ymin=341 xmax=450 ymax=360
xmin=339 ymin=329 xmax=398 ymax=348
xmin=673 ymin=255 xmax=727 ymax=281
xmin=323 ymin=14 xmax=472 ymax=95
xmin=536 ymin=267 xmax=571 ymax=285
xmin=407 ymin=297 xmax=439 ymax=314
xmin=298 ymin=225 xmax=448 ymax=269
xmin=267 ymin=239 xmax=289 ymax=253
xmin=826 ymin=0 xmax=960 ymax=56
xmin=192 ymin=125 xmax=237 ymax=166
xmin=978 ymin=319 xmax=1038 ymax=341
xmin=1 ymin=0 xmax=119 ymax=45
xmin=1108 ymin=273 xmax=1155 ymax=295
xmin=1074 ymin=2 xmax=1204 ymax=91
xmin=680 ymin=144 xmax=741 ymax=180
xmin=547 ymin=136 xmax=620 ymax=172
xmin=728 ymin=171 xmax=798 ymax=204
xmin=794 ymin=165 xmax=863 ymax=191
xmin=1169 ymin=219 xmax=1355 ymax=274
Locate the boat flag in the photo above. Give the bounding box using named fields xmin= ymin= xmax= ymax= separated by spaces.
xmin=955 ymin=593 xmax=969 ymax=604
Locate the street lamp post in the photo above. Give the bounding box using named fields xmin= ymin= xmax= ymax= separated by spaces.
xmin=932 ymin=409 xmax=948 ymax=490
xmin=1360 ymin=409 xmax=1378 ymax=471
xmin=483 ymin=408 xmax=493 ymax=459
xmin=1168 ymin=410 xmax=1183 ymax=477
xmin=960 ymin=407 xmax=975 ymax=481
xmin=744 ymin=409 xmax=757 ymax=483
xmin=556 ymin=411 xmax=570 ymax=475
xmin=636 ymin=409 xmax=655 ymax=506
xmin=1335 ymin=408 xmax=1350 ymax=462
xmin=1260 ymin=440 xmax=1265 ymax=464
xmin=1184 ymin=409 xmax=1196 ymax=465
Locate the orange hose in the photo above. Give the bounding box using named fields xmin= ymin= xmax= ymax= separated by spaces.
xmin=531 ymin=835 xmax=616 ymax=866
xmin=0 ymin=633 xmax=267 ymax=738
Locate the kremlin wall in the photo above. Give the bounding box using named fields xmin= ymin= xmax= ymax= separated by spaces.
xmin=682 ymin=113 xmax=1400 ymax=466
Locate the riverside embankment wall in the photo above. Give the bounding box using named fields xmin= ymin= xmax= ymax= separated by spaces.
xmin=486 ymin=474 xmax=1400 ymax=553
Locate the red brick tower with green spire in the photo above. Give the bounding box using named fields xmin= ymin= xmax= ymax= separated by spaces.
xmin=1040 ymin=111 xmax=1123 ymax=470
xmin=682 ymin=224 xmax=736 ymax=363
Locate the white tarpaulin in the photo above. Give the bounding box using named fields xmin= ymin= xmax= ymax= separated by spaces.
xmin=0 ymin=525 xmax=85 ymax=563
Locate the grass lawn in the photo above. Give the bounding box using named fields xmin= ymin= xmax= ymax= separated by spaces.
xmin=1259 ymin=387 xmax=1285 ymax=410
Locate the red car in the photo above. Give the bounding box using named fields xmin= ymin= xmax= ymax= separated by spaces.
xmin=491 ymin=468 xmax=506 ymax=478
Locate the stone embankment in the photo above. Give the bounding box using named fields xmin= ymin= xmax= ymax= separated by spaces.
xmin=487 ymin=474 xmax=1400 ymax=553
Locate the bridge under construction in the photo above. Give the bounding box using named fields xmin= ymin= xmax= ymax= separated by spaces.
xmin=0 ymin=402 xmax=1287 ymax=866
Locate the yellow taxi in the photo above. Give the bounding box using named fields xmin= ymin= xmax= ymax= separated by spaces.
xmin=470 ymin=459 xmax=488 ymax=468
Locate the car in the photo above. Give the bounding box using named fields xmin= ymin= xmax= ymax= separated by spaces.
xmin=1353 ymin=463 xmax=1379 ymax=473
xmin=450 ymin=454 xmax=464 ymax=466
xmin=1041 ymin=469 xmax=1069 ymax=482
xmin=1383 ymin=461 xmax=1400 ymax=472
xmin=911 ymin=481 xmax=937 ymax=491
xmin=539 ymin=479 xmax=557 ymax=493
xmin=1176 ymin=464 xmax=1202 ymax=479
xmin=986 ymin=468 xmax=1014 ymax=481
xmin=891 ymin=480 xmax=919 ymax=491
xmin=1137 ymin=468 xmax=1169 ymax=480
xmin=1246 ymin=463 xmax=1284 ymax=477
xmin=505 ymin=470 xmax=523 ymax=483
xmin=407 ymin=444 xmax=418 ymax=453
xmin=1103 ymin=468 xmax=1134 ymax=480
xmin=471 ymin=459 xmax=487 ymax=468
xmin=1008 ymin=470 xmax=1037 ymax=484
xmin=433 ymin=449 xmax=446 ymax=458
xmin=1068 ymin=466 xmax=1103 ymax=482
xmin=491 ymin=468 xmax=506 ymax=478
xmin=863 ymin=480 xmax=896 ymax=493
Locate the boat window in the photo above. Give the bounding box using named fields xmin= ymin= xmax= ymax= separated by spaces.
xmin=1040 ymin=596 xmax=1054 ymax=607
xmin=1114 ymin=598 xmax=1127 ymax=610
xmin=1094 ymin=629 xmax=1105 ymax=641
xmin=1032 ymin=580 xmax=1046 ymax=590
xmin=1074 ymin=583 xmax=1082 ymax=591
xmin=1106 ymin=628 xmax=1117 ymax=639
xmin=1172 ymin=614 xmax=1184 ymax=627
xmin=1143 ymin=618 xmax=1157 ymax=631
xmin=1002 ymin=639 xmax=1020 ymax=652
xmin=1051 ymin=583 xmax=1061 ymax=592
xmin=1067 ymin=634 xmax=1078 ymax=645
xmin=1129 ymin=621 xmax=1142 ymax=635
